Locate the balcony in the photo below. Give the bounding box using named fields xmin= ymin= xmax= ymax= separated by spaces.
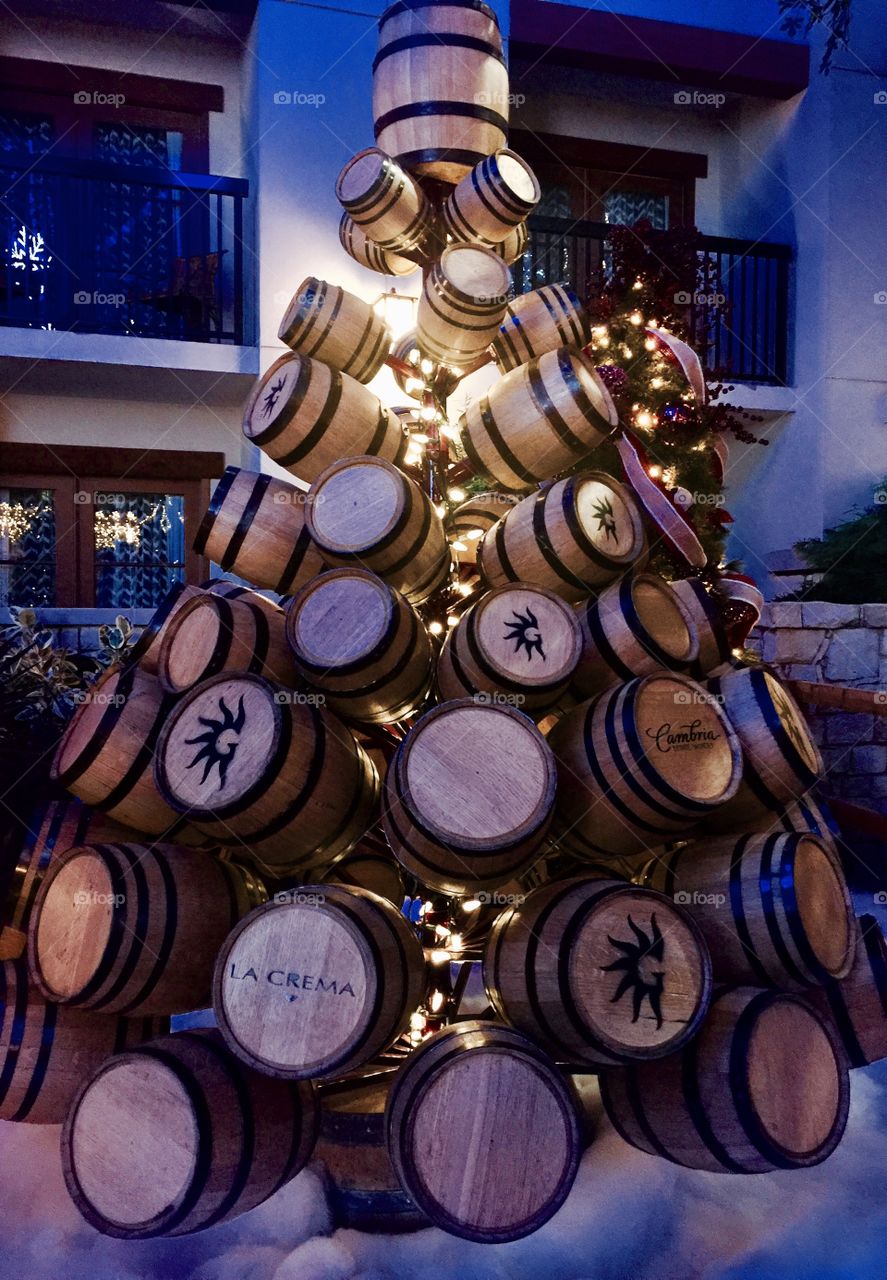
xmin=520 ymin=216 xmax=791 ymax=385
xmin=1 ymin=154 xmax=249 ymax=346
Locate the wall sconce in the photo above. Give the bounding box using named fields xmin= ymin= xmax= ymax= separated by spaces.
xmin=373 ymin=288 xmax=419 ymax=338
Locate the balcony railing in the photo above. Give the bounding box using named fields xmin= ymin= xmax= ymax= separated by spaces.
xmin=0 ymin=154 xmax=249 ymax=345
xmin=519 ymin=216 xmax=791 ymax=385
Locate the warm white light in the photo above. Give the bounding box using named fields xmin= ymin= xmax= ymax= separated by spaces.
xmin=644 ymin=337 xmax=657 ymax=351
xmin=420 ymin=358 xmax=434 ymax=376
xmin=448 ymin=486 xmax=466 ymax=502
xmin=430 ymin=990 xmax=445 ymax=1013
xmin=429 ymin=621 xmax=444 ymax=636
xmin=411 ymin=432 xmax=430 ymax=444
xmin=405 ymin=377 xmax=425 ymax=394
xmin=629 ymin=311 xmax=643 ymax=325
xmin=462 ymin=898 xmax=481 ymax=912
xmin=373 ymin=289 xmax=419 ymax=337
xmin=451 ymin=540 xmax=468 ymax=552
xmin=430 ymin=949 xmax=450 ymax=964
xmin=651 ymin=376 xmax=664 ymax=389
xmin=632 ymin=279 xmax=643 ymax=291
xmin=466 ymin=528 xmax=484 ymax=540
xmin=648 ymin=464 xmax=663 ymax=479
xmin=636 ymin=410 xmax=655 ymax=429
xmin=457 ymin=581 xmax=474 ymax=596
xmin=447 ymin=615 xmax=459 ymax=627
xmin=420 ymin=405 xmax=436 ymax=421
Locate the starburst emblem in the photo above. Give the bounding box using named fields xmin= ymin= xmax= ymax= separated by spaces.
xmin=503 ymin=607 xmax=546 ymax=662
xmin=769 ymin=681 xmax=808 ymax=760
xmin=261 ymin=375 xmax=286 ymax=418
xmin=601 ymin=913 xmax=666 ymax=1028
xmin=591 ymin=495 xmax=618 ymax=541
xmin=184 ymin=695 xmax=246 ymax=788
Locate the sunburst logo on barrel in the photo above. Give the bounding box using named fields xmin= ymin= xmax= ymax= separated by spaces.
xmin=601 ymin=913 xmax=666 ymax=1028
xmin=503 ymin=607 xmax=545 ymax=662
xmin=261 ymin=375 xmax=286 ymax=418
xmin=591 ymin=495 xmax=618 ymax=541
xmin=185 ymin=695 xmax=246 ymax=788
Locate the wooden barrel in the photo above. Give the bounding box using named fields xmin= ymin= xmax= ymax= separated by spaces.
xmin=479 ymin=471 xmax=647 ymax=603
xmin=278 ymin=278 xmax=391 ymax=384
xmin=573 ymin=571 xmax=699 ymax=697
xmin=808 ymin=915 xmax=887 ymax=1067
xmin=193 ymin=466 xmax=326 ymax=595
xmin=448 ymin=490 xmax=517 ymax=540
xmin=640 ymin=831 xmax=855 ymax=991
xmin=484 ymin=876 xmax=712 ymax=1066
xmin=213 ymin=885 xmax=424 ymax=1080
xmin=28 ymin=842 xmax=266 ymax=1016
xmin=461 ymin=347 xmax=617 ymax=492
xmin=155 ymin=672 xmax=379 ymax=878
xmin=157 ymin=593 xmax=296 ymax=695
xmin=600 ymin=985 xmax=849 ymax=1173
xmin=0 ymin=957 xmax=166 ymax=1123
xmin=124 ymin=582 xmax=204 ymax=675
xmin=705 ymin=667 xmax=824 ymax=828
xmin=285 ymin=568 xmax=433 ymax=723
xmin=51 ymin=664 xmax=189 ymax=838
xmin=548 ymin=673 xmax=743 ymax=859
xmin=373 ymin=0 xmax=508 ymax=184
xmin=499 ymin=221 xmax=529 ymax=265
xmin=382 ymin=698 xmax=557 ymax=894
xmin=242 ymin=352 xmax=405 ymax=484
xmin=416 ymin=244 xmax=510 ymax=369
xmin=336 ymin=148 xmax=434 ymax=255
xmin=339 ymin=213 xmax=417 ymax=276
xmin=670 ymin=576 xmax=731 ymax=677
xmin=438 ymin=583 xmax=582 ymax=715
xmin=313 ymin=1078 xmax=428 ymax=1232
xmin=306 ymin=456 xmax=450 ymax=605
xmin=441 ymin=149 xmax=540 ymax=247
xmin=62 ymin=1028 xmax=319 ymax=1238
xmin=322 ymin=844 xmax=405 ymax=906
xmin=491 ymin=284 xmax=588 ymax=373
xmin=386 ymin=1021 xmax=582 ymax=1242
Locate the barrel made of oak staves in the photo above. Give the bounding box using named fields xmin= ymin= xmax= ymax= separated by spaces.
xmin=548 ymin=673 xmax=743 ymax=859
xmin=336 ymin=149 xmax=434 ymax=255
xmin=157 ymin=594 xmax=295 ymax=695
xmin=382 ymin=698 xmax=557 ymax=895
xmin=480 ymin=471 xmax=647 ymax=603
xmin=29 ymin=843 xmax=266 ymax=1016
xmin=499 ymin=221 xmax=529 ymax=265
xmin=62 ymin=1028 xmax=319 ymax=1238
xmin=386 ymin=1020 xmax=582 ymax=1243
xmin=285 ymin=569 xmax=433 ymax=724
xmin=279 ymin=277 xmax=392 ymax=384
xmin=670 ymin=576 xmax=731 ymax=678
xmin=339 ymin=213 xmax=417 ymax=277
xmin=314 ymin=1079 xmax=428 ymax=1232
xmin=573 ymin=572 xmax=699 ymax=697
xmin=124 ymin=581 xmax=205 ymax=675
xmin=600 ymin=985 xmax=849 ymax=1173
xmin=193 ymin=467 xmax=325 ymax=595
xmin=438 ymin=583 xmax=582 ymax=715
xmin=243 ymin=353 xmax=405 ymax=485
xmin=461 ymin=348 xmax=618 ymax=492
xmin=641 ymin=831 xmax=855 ymax=991
xmin=51 ymin=664 xmax=185 ymax=837
xmin=214 ymin=886 xmax=424 ymax=1080
xmin=417 ymin=245 xmax=510 ymax=369
xmin=0 ymin=957 xmax=166 ymax=1123
xmin=373 ymin=0 xmax=508 ymax=184
xmin=306 ymin=457 xmax=449 ymax=605
xmin=484 ymin=876 xmax=712 ymax=1067
xmin=808 ymin=915 xmax=887 ymax=1068
xmin=323 ymin=843 xmax=406 ymax=906
xmin=448 ymin=491 xmax=517 ymax=542
xmin=155 ymin=672 xmax=379 ymax=877
xmin=441 ymin=149 xmax=540 ymax=247
xmin=491 ymin=284 xmax=588 ymax=373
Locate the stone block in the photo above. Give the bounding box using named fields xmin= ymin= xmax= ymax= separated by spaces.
xmin=762 ymin=602 xmax=804 ymax=628
xmin=821 ymin=746 xmax=852 ymax=776
xmin=771 ymin=630 xmax=828 ymax=665
xmin=826 ymin=712 xmax=875 ymax=745
xmin=850 ymin=746 xmax=887 ymax=775
xmin=863 ymin=605 xmax=887 ymax=627
xmin=824 ymin=629 xmax=880 ymax=682
xmin=784 ymin=663 xmax=822 ymax=683
xmin=801 ymin=603 xmax=861 ymax=629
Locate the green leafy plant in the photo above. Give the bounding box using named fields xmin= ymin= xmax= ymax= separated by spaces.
xmin=791 ymin=485 xmax=887 ymax=602
xmin=779 ymin=0 xmax=852 ymax=73
xmin=0 ymin=609 xmax=103 ymax=755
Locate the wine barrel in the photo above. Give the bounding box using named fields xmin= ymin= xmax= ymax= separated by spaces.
xmin=306 ymin=456 xmax=450 ymax=605
xmin=670 ymin=576 xmax=731 ymax=677
xmin=416 ymin=244 xmax=510 ymax=369
xmin=0 ymin=957 xmax=166 ymax=1123
xmin=705 ymin=667 xmax=824 ymax=828
xmin=157 ymin=593 xmax=296 ymax=695
xmin=154 ymin=672 xmax=379 ymax=877
xmin=573 ymin=572 xmax=699 ymax=697
xmin=640 ymin=831 xmax=855 ymax=991
xmin=339 ymin=213 xmax=417 ymax=276
xmin=499 ymin=221 xmax=529 ymax=265
xmin=213 ymin=885 xmax=424 ymax=1080
xmin=62 ymin=1028 xmax=319 ymax=1238
xmin=808 ymin=915 xmax=887 ymax=1067
xmin=448 ymin=490 xmax=518 ymax=542
xmin=461 ymin=347 xmax=617 ymax=492
xmin=285 ymin=568 xmax=433 ymax=723
xmin=479 ymin=471 xmax=647 ymax=603
xmin=386 ymin=1021 xmax=582 ymax=1242
xmin=193 ymin=466 xmax=326 ymax=595
xmin=382 ymin=698 xmax=557 ymax=894
xmin=124 ymin=582 xmax=204 ymax=675
xmin=548 ymin=673 xmax=743 ymax=859
xmin=600 ymin=985 xmax=849 ymax=1173
xmin=373 ymin=0 xmax=508 ymax=184
xmin=336 ymin=148 xmax=434 ymax=256
xmin=437 ymin=583 xmax=582 ymax=715
xmin=322 ymin=844 xmax=405 ymax=906
xmin=313 ymin=1078 xmax=428 ymax=1232
xmin=28 ymin=842 xmax=266 ymax=1016
xmin=242 ymin=352 xmax=405 ymax=484
xmin=491 ymin=284 xmax=588 ymax=373
xmin=278 ymin=278 xmax=391 ymax=384
xmin=441 ymin=150 xmax=540 ymax=247
xmin=484 ymin=876 xmax=712 ymax=1066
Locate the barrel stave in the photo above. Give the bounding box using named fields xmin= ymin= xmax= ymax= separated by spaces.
xmin=278 ymin=277 xmax=392 ymax=384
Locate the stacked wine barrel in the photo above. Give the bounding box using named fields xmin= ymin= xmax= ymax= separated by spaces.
xmin=5 ymin=0 xmax=877 ymax=1252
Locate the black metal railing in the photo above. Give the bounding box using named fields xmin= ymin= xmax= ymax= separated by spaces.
xmin=0 ymin=154 xmax=249 ymax=345
xmin=520 ymin=216 xmax=791 ymax=385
